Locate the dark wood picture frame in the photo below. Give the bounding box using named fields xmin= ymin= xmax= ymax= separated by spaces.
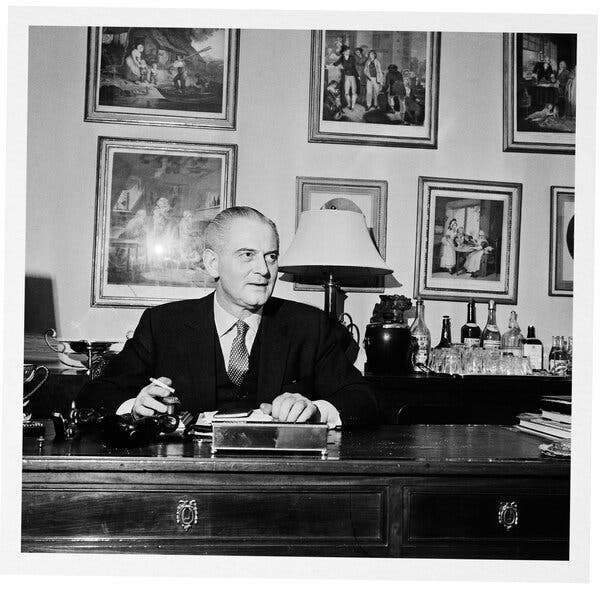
xmin=549 ymin=186 xmax=574 ymax=296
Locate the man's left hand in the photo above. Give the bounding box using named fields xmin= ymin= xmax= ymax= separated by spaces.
xmin=260 ymin=393 xmax=321 ymax=423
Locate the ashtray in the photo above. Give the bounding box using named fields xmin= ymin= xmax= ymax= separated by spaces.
xmin=539 ymin=440 xmax=571 ymax=458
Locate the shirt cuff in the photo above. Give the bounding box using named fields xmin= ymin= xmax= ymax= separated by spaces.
xmin=314 ymin=399 xmax=342 ymax=429
xmin=116 ymin=398 xmax=135 ymax=415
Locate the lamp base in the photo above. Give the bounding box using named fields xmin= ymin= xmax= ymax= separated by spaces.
xmin=323 ymin=274 xmax=346 ymax=320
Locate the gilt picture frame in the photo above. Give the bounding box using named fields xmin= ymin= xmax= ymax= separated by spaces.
xmin=92 ymin=137 xmax=237 ymax=308
xmin=414 ymin=176 xmax=522 ymax=304
xmin=85 ymin=27 xmax=239 ymax=129
xmin=308 ymin=30 xmax=440 ymax=148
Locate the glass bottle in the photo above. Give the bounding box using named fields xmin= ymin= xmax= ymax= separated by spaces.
xmin=435 ymin=315 xmax=452 ymax=349
xmin=410 ymin=299 xmax=431 ymax=368
xmin=522 ymin=325 xmax=543 ymax=371
xmin=501 ymin=311 xmax=524 ymax=357
xmin=566 ymin=336 xmax=573 ymax=375
xmin=461 ymin=298 xmax=481 ymax=347
xmin=549 ymin=336 xmax=568 ymax=375
xmin=480 ymin=300 xmax=501 ymax=349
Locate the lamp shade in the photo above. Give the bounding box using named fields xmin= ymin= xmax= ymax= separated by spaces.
xmin=278 ymin=209 xmax=393 ymax=279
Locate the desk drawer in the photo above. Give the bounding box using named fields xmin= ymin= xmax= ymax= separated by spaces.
xmin=22 ymin=479 xmax=393 ymax=555
xmin=405 ymin=484 xmax=569 ymax=544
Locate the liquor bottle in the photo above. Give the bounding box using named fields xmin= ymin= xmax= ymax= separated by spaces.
xmin=435 ymin=315 xmax=452 ymax=349
xmin=522 ymin=325 xmax=543 ymax=371
xmin=410 ymin=299 xmax=431 ymax=368
xmin=461 ymin=298 xmax=481 ymax=347
xmin=548 ymin=336 xmax=568 ymax=375
xmin=480 ymin=300 xmax=501 ymax=349
xmin=501 ymin=311 xmax=524 ymax=357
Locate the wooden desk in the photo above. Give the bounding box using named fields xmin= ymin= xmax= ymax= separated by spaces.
xmin=22 ymin=425 xmax=569 ymax=559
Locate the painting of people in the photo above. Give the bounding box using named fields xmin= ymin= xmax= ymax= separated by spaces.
xmin=504 ymin=33 xmax=576 ymax=153
xmin=93 ymin=138 xmax=236 ymax=307
xmin=515 ymin=33 xmax=576 ymax=134
xmin=414 ymin=177 xmax=521 ymax=303
xmin=86 ymin=28 xmax=239 ymax=129
xmin=309 ymin=31 xmax=440 ymax=148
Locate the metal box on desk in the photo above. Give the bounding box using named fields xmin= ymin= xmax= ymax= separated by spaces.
xmin=211 ymin=421 xmax=328 ymax=456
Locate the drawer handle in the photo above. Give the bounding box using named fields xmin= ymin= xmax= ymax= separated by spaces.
xmin=497 ymin=501 xmax=519 ymax=531
xmin=176 ymin=499 xmax=198 ymax=532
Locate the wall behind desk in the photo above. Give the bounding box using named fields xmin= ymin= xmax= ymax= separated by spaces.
xmin=25 ymin=27 xmax=573 ymax=360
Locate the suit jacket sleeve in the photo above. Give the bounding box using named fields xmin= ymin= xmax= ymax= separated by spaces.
xmin=312 ymin=312 xmax=379 ymax=426
xmin=77 ymin=308 xmax=156 ymax=413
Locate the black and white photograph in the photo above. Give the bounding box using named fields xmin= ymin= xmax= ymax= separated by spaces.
xmin=309 ymin=30 xmax=440 ymax=147
xmin=504 ymin=32 xmax=577 ymax=153
xmin=92 ymin=137 xmax=236 ymax=307
xmin=2 ymin=6 xmax=596 ymax=587
xmin=414 ymin=177 xmax=522 ymax=303
xmin=85 ymin=27 xmax=239 ymax=129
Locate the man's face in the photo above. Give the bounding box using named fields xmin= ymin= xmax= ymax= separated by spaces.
xmin=207 ymin=218 xmax=279 ymax=315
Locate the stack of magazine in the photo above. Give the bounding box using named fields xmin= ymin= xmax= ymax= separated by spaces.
xmin=516 ymin=395 xmax=571 ymax=440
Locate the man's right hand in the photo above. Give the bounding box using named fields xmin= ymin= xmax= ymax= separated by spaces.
xmin=131 ymin=377 xmax=173 ymax=419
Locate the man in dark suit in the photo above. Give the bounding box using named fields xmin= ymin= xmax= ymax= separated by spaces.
xmin=78 ymin=206 xmax=378 ymax=426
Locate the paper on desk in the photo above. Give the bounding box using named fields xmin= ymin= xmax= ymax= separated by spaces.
xmin=195 ymin=408 xmax=274 ymax=426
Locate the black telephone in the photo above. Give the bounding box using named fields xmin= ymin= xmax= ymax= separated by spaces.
xmin=52 ymin=396 xmax=195 ymax=448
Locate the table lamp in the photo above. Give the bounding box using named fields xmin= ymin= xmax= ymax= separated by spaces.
xmin=278 ymin=209 xmax=393 ymax=320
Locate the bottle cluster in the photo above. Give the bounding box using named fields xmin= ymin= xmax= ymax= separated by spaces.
xmin=548 ymin=336 xmax=572 ymax=376
xmin=409 ymin=298 xmax=571 ymax=374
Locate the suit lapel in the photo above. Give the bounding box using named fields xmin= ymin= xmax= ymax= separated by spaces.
xmin=257 ymin=299 xmax=290 ymax=404
xmin=183 ymin=292 xmax=217 ymax=409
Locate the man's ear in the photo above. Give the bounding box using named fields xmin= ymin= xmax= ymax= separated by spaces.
xmin=202 ymin=248 xmax=219 ymax=279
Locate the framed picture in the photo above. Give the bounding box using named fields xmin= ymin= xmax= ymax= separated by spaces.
xmin=414 ymin=177 xmax=522 ymax=304
xmin=503 ymin=33 xmax=576 ymax=154
xmin=308 ymin=31 xmax=440 ymax=148
xmin=295 ymin=176 xmax=388 ymax=292
xmin=92 ymin=137 xmax=237 ymax=307
xmin=85 ymin=27 xmax=239 ymax=129
xmin=549 ymin=186 xmax=574 ymax=296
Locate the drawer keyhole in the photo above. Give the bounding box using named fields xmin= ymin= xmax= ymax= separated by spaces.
xmin=176 ymin=499 xmax=198 ymax=532
xmin=497 ymin=501 xmax=519 ymax=531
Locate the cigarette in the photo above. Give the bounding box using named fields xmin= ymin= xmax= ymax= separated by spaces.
xmin=149 ymin=377 xmax=175 ymax=393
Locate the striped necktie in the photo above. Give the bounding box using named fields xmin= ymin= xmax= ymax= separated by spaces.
xmin=227 ymin=319 xmax=250 ymax=386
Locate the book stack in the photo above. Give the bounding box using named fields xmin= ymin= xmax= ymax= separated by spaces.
xmin=516 ymin=395 xmax=571 ymax=440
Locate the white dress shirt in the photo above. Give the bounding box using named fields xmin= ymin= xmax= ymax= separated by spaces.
xmin=118 ymin=297 xmax=342 ymax=428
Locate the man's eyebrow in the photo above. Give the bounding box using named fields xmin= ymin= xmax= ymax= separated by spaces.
xmin=233 ymin=248 xmax=279 ymax=254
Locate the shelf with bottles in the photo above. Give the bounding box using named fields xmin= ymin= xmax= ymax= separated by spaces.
xmin=409 ymin=298 xmax=572 ymax=378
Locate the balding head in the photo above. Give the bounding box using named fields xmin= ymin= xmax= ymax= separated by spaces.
xmin=204 ymin=206 xmax=279 ymax=254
